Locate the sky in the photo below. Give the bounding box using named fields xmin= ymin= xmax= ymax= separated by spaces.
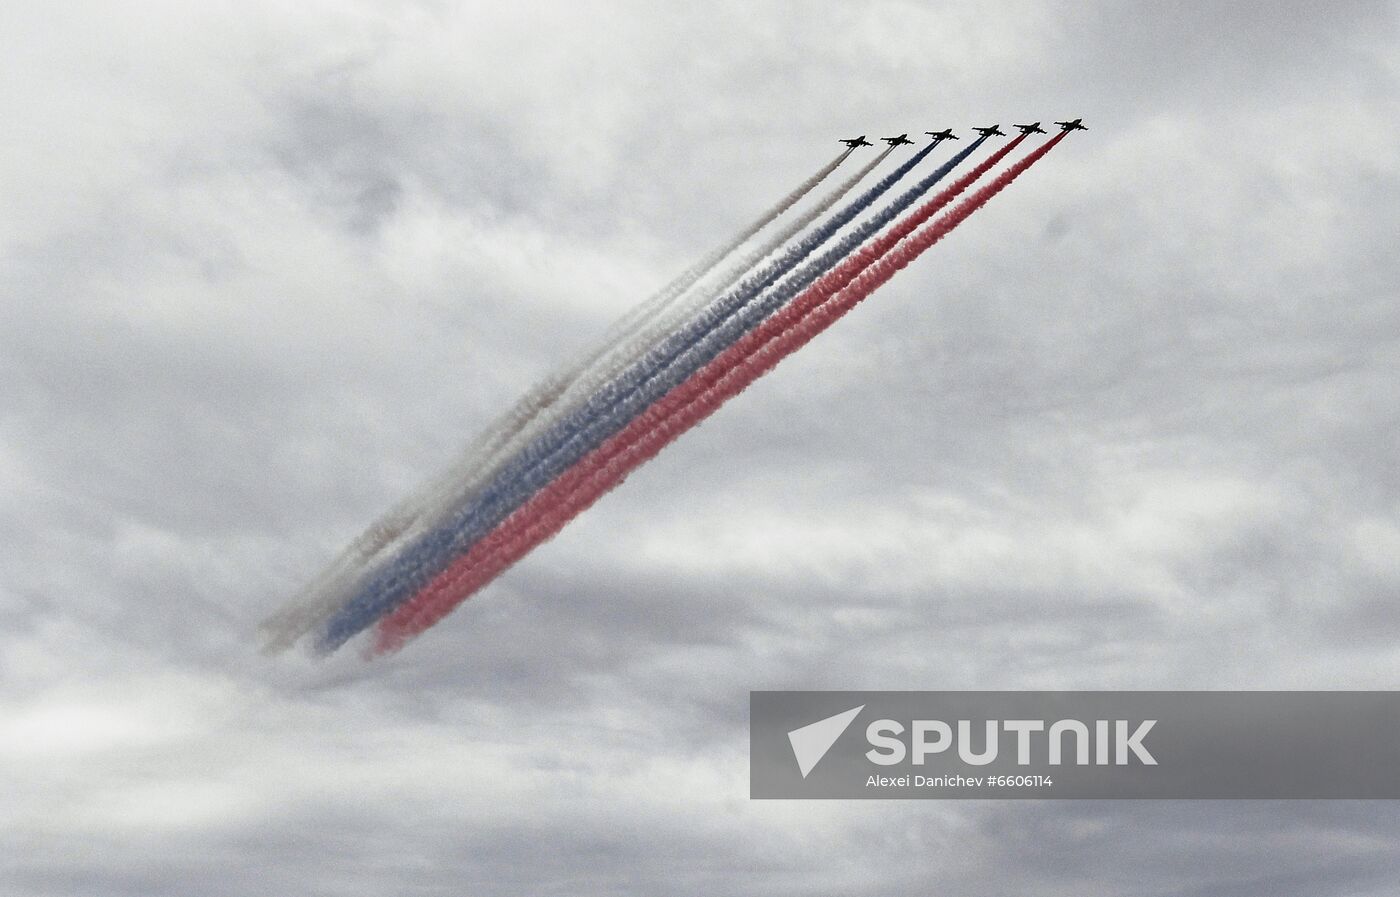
xmin=3 ymin=0 xmax=1400 ymax=893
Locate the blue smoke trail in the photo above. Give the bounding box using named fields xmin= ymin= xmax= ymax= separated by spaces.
xmin=320 ymin=136 xmax=986 ymax=651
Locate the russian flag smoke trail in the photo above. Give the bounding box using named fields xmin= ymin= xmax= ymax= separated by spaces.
xmin=264 ymin=148 xmax=893 ymax=653
xmin=316 ymin=137 xmax=972 ymax=651
xmin=375 ymin=148 xmax=897 ymax=568
xmin=376 ymin=132 xmax=1066 ymax=652
xmin=261 ymin=147 xmax=859 ymax=651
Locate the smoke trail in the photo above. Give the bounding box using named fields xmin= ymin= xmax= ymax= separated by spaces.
xmin=408 ymin=146 xmax=898 ymax=547
xmin=375 ymin=132 xmax=1067 ymax=652
xmin=260 ymin=147 xmax=856 ymax=652
xmin=498 ymin=146 xmax=896 ymax=456
xmin=467 ymin=146 xmax=858 ymax=458
xmin=376 ymin=148 xmax=898 ymax=569
xmin=317 ymin=136 xmax=975 ymax=652
xmin=319 ymin=138 xmax=967 ymax=651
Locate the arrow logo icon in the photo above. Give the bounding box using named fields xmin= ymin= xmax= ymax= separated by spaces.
xmin=787 ymin=705 xmax=864 ymax=778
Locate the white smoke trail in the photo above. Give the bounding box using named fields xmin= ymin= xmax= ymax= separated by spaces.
xmin=260 ymin=146 xmax=864 ymax=652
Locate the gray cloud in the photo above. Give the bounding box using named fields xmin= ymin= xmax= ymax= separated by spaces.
xmin=4 ymin=0 xmax=1400 ymax=894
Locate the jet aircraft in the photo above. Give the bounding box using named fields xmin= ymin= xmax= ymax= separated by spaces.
xmin=1015 ymin=122 xmax=1047 ymax=134
xmin=973 ymin=125 xmax=1006 ymax=137
xmin=882 ymin=133 xmax=914 ymax=147
xmin=840 ymin=135 xmax=873 ymax=148
xmin=1055 ymin=118 xmax=1088 ymax=131
xmin=925 ymin=128 xmax=958 ymax=141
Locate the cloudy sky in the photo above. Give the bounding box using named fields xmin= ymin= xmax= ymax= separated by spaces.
xmin=4 ymin=0 xmax=1400 ymax=893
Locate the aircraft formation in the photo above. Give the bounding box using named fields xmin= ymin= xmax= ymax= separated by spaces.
xmin=267 ymin=113 xmax=1084 ymax=658
xmin=841 ymin=119 xmax=1085 ymax=148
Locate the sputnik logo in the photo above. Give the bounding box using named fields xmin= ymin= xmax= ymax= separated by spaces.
xmin=787 ymin=705 xmax=864 ymax=778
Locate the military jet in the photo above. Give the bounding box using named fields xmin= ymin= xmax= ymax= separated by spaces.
xmin=1015 ymin=122 xmax=1047 ymax=134
xmin=973 ymin=125 xmax=1006 ymax=138
xmin=1055 ymin=118 xmax=1088 ymax=131
xmin=839 ymin=135 xmax=873 ymax=148
xmin=925 ymin=128 xmax=958 ymax=141
xmin=882 ymin=133 xmax=914 ymax=147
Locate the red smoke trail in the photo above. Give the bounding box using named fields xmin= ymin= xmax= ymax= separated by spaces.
xmin=375 ymin=131 xmax=1066 ymax=654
